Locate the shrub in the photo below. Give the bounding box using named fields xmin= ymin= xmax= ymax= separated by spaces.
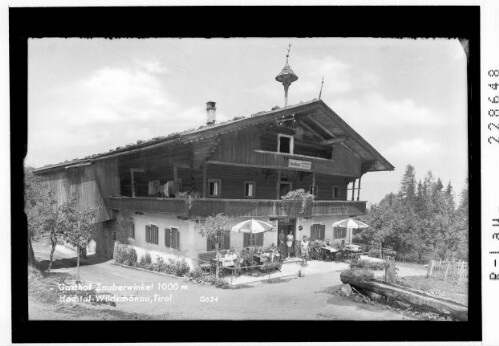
xmin=138 ymin=255 xmax=146 ymax=268
xmin=201 ymin=274 xmax=229 ymax=288
xmin=145 ymin=252 xmax=152 ymax=265
xmin=145 ymin=256 xmax=190 ymax=277
xmin=186 ymin=267 xmax=205 ymax=279
xmin=114 ymin=243 xmax=137 ymax=266
xmin=260 ymin=261 xmax=282 ymax=273
xmin=174 ymin=259 xmax=190 ymax=277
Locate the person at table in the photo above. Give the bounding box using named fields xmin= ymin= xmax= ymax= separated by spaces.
xmin=301 ymin=236 xmax=309 ymax=265
xmin=268 ymin=243 xmax=278 ymax=261
xmin=286 ymin=231 xmax=294 ymax=259
xmin=233 ymin=249 xmax=242 ymax=277
xmin=325 ymin=239 xmax=331 ymax=247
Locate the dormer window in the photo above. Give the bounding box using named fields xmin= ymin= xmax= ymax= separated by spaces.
xmin=278 ymin=134 xmax=294 ymax=154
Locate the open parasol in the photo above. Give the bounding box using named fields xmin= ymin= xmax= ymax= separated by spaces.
xmin=332 ymin=218 xmax=369 ymax=245
xmin=231 ymin=218 xmax=275 ymax=234
xmin=231 ymin=218 xmax=275 ymax=272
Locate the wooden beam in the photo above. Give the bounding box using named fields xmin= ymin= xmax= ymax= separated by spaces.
xmin=130 ymin=168 xmax=145 ymax=198
xmin=173 ymin=165 xmax=179 ymax=195
xmin=276 ymin=170 xmax=281 ymax=200
xmin=351 ymin=179 xmax=356 ymax=201
xmin=322 ymin=136 xmax=349 ymax=145
xmin=202 ymin=162 xmax=208 ymax=198
xmin=312 ymin=172 xmax=316 ymax=197
xmin=298 ymin=120 xmax=325 ymax=140
xmin=308 ymin=115 xmax=336 ymax=139
xmin=357 ymin=175 xmax=362 ymax=201
xmin=340 ymin=270 xmax=468 ymax=321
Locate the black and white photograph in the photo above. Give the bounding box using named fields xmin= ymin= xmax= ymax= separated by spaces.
xmin=25 ymin=36 xmax=470 ymax=321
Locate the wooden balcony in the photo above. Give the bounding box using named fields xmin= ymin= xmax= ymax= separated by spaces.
xmin=105 ymin=196 xmax=366 ymax=218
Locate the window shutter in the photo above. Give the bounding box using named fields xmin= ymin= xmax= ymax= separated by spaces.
xmin=310 ymin=224 xmax=318 ymax=241
xmin=320 ymin=225 xmax=326 ymax=241
xmin=165 ymin=228 xmax=171 ymax=247
xmin=243 ymin=233 xmax=250 ymax=247
xmin=146 ymin=225 xmax=151 ymax=243
xmin=256 ymin=232 xmax=264 ymax=246
xmin=176 ymin=229 xmax=180 ymax=249
xmin=207 ymin=237 xmax=214 ymax=251
xmin=151 ymin=225 xmax=158 ymax=244
xmin=172 ymin=228 xmax=179 ymax=249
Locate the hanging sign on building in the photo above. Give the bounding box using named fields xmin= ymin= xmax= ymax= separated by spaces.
xmin=288 ymin=159 xmax=312 ymax=170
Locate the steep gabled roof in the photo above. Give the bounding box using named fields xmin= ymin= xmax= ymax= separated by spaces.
xmin=33 ymin=99 xmax=394 ymax=174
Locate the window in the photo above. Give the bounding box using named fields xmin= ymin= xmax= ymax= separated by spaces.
xmin=332 ymin=186 xmax=340 ymax=199
xmin=278 ymin=134 xmax=293 ymax=154
xmin=244 ymin=181 xmax=255 ymax=198
xmin=208 ymin=179 xmax=221 ymax=197
xmin=243 ymin=232 xmax=264 ymax=247
xmin=128 ymin=219 xmax=135 ymax=238
xmin=334 ymin=227 xmax=347 ymax=239
xmin=145 ymin=224 xmax=159 ymax=245
xmin=310 ymin=224 xmax=326 ymax=241
xmin=165 ymin=227 xmax=180 ymax=249
xmin=310 ymin=184 xmax=318 ymax=197
xmin=207 ymin=232 xmax=230 ymax=251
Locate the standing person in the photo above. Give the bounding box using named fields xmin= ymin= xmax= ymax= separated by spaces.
xmin=278 ymin=230 xmax=286 ymax=260
xmin=286 ymin=231 xmax=294 ymax=259
xmin=301 ymin=236 xmax=309 ymax=266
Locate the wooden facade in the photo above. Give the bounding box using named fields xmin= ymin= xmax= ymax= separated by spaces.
xmin=38 ymin=159 xmax=120 ymax=223
xmin=34 ymin=100 xmax=393 ymax=259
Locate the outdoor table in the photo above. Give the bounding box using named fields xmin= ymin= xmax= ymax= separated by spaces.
xmin=345 ymin=244 xmax=362 ymax=252
xmin=253 ymin=252 xmax=280 ymax=263
xmin=322 ymin=246 xmax=339 ymax=253
xmin=321 ymin=246 xmax=339 ymax=261
xmin=213 ymin=254 xmax=238 ymax=268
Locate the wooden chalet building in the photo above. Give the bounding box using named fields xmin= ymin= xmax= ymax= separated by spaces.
xmin=33 ymin=98 xmax=394 ymax=266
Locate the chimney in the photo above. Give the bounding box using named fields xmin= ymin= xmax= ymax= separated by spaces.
xmin=206 ymin=101 xmax=216 ymax=126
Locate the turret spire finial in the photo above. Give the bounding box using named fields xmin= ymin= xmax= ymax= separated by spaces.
xmin=275 ymin=44 xmax=298 ymax=107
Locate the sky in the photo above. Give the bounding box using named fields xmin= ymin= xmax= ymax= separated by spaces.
xmin=27 ymin=38 xmax=468 ymax=204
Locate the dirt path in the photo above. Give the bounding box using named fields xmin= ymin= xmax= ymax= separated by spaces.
xmin=41 ymin=260 xmax=413 ymax=320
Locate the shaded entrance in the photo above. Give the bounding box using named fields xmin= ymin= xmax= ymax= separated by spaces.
xmin=275 ymin=218 xmax=296 ymax=257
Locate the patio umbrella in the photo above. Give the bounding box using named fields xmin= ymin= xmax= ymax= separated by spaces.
xmin=231 ymin=218 xmax=275 ymax=234
xmin=332 ymin=218 xmax=369 ymax=244
xmin=231 ymin=218 xmax=275 ymax=272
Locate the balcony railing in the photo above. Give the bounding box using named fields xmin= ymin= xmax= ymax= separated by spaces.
xmin=253 ymin=150 xmax=361 ymax=177
xmin=105 ymin=196 xmax=366 ymax=218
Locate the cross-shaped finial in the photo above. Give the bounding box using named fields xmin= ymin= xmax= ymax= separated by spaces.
xmin=287 ymin=44 xmax=291 ymax=57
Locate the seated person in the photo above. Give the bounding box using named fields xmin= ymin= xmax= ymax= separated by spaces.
xmin=313 ymin=239 xmax=322 ymax=249
xmin=240 ymin=248 xmax=252 ymax=268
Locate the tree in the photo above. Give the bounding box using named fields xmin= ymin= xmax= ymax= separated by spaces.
xmin=400 ymin=164 xmax=417 ymax=205
xmin=359 ymin=165 xmax=469 ymax=263
xmin=58 ymin=196 xmax=98 ymax=281
xmin=199 ymin=213 xmax=231 ymax=279
xmin=25 ymin=166 xmax=67 ymax=273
